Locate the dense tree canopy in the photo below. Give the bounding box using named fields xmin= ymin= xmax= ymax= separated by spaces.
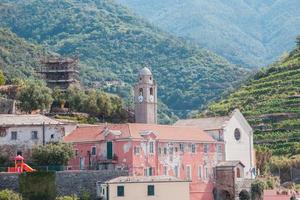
xmin=0 ymin=0 xmax=249 ymax=117
xmin=17 ymin=80 xmax=53 ymax=113
xmin=31 ymin=143 xmax=74 ymax=166
xmin=117 ymin=0 xmax=300 ymax=68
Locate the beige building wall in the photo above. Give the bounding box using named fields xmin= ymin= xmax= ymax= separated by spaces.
xmin=108 ymin=181 xmax=190 ymax=200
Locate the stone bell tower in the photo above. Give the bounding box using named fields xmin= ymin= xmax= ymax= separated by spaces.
xmin=134 ymin=67 xmax=157 ymax=124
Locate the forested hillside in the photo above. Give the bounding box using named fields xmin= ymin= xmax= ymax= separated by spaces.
xmin=0 ymin=28 xmax=43 ymax=81
xmin=205 ymin=38 xmax=300 ymax=156
xmin=0 ymin=0 xmax=249 ymax=117
xmin=117 ymin=0 xmax=300 ymax=68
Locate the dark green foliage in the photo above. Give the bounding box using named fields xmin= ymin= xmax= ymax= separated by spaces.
xmin=17 ymin=80 xmax=53 ymax=113
xmin=0 ymin=0 xmax=248 ymax=117
xmin=0 ymin=190 xmax=22 ymax=200
xmin=31 ymin=143 xmax=74 ymax=166
xmin=65 ymin=86 xmax=130 ymax=123
xmin=206 ymin=43 xmax=300 ymax=157
xmin=19 ymin=171 xmax=56 ymax=200
xmin=0 ymin=28 xmax=43 ymax=82
xmin=117 ymin=0 xmax=300 ymax=68
xmin=239 ymin=190 xmax=250 ymax=200
xmin=251 ymin=180 xmax=264 ymax=200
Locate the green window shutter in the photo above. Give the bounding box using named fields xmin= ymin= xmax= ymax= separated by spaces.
xmin=117 ymin=186 xmax=124 ymax=196
xmin=147 ymin=185 xmax=155 ymax=196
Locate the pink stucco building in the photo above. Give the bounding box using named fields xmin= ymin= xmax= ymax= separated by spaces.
xmin=64 ymin=123 xmax=225 ymax=200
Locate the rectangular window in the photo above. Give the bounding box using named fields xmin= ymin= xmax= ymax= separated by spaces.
xmin=163 ymin=166 xmax=168 ymax=175
xmin=117 ymin=186 xmax=124 ymax=197
xmin=217 ymin=144 xmax=222 ymax=153
xmin=91 ymin=146 xmax=96 ymax=156
xmin=11 ymin=131 xmax=17 ymax=140
xmin=149 ymin=141 xmax=154 ymax=154
xmin=164 ymin=148 xmax=167 ymax=155
xmin=145 ymin=167 xmax=154 ymax=176
xmin=75 ymin=149 xmax=79 ymax=157
xmin=158 ymin=147 xmax=161 ymax=154
xmin=205 ymin=167 xmax=209 ymax=179
xmin=169 ymin=147 xmax=173 ymax=154
xmin=179 ymin=143 xmax=184 ymax=152
xmin=134 ymin=146 xmax=140 ymax=155
xmin=174 ymin=165 xmax=179 ymax=178
xmin=191 ymin=144 xmax=196 ymax=153
xmin=198 ymin=166 xmax=202 ymax=179
xmin=204 ymin=144 xmax=209 ymax=153
xmin=175 ymin=147 xmax=178 ymax=153
xmin=31 ymin=131 xmax=38 ymax=140
xmin=147 ymin=185 xmax=155 ymax=196
xmin=186 ymin=165 xmax=192 ymax=180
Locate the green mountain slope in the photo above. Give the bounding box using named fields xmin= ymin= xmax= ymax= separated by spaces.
xmin=116 ymin=0 xmax=300 ymax=68
xmin=0 ymin=28 xmax=43 ymax=81
xmin=206 ymin=39 xmax=300 ymax=156
xmin=0 ymin=0 xmax=249 ymax=117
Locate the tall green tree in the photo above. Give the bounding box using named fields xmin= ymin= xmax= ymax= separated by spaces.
xmin=0 ymin=70 xmax=5 ymax=86
xmin=17 ymin=80 xmax=53 ymax=113
xmin=32 ymin=143 xmax=74 ymax=166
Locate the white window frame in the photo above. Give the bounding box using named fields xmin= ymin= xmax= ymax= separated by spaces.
xmin=174 ymin=165 xmax=180 ymax=178
xmin=204 ymin=144 xmax=209 ymax=153
xmin=217 ymin=144 xmax=222 ymax=153
xmin=149 ymin=141 xmax=154 ymax=154
xmin=163 ymin=166 xmax=168 ymax=176
xmin=91 ymin=146 xmax=97 ymax=156
xmin=205 ymin=167 xmax=209 ymax=179
xmin=186 ymin=165 xmax=192 ymax=180
xmin=179 ymin=143 xmax=184 ymax=152
xmin=191 ymin=144 xmax=196 ymax=153
xmin=198 ymin=166 xmax=203 ymax=179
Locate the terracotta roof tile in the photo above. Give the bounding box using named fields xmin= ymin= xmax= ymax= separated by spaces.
xmin=64 ymin=123 xmax=216 ymax=143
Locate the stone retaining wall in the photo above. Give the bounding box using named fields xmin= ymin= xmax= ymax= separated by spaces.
xmin=0 ymin=170 xmax=128 ymax=199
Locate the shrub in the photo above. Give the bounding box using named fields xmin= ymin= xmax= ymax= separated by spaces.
xmin=56 ymin=195 xmax=78 ymax=200
xmin=31 ymin=143 xmax=74 ymax=166
xmin=251 ymin=180 xmax=265 ymax=200
xmin=0 ymin=190 xmax=22 ymax=200
xmin=80 ymin=190 xmax=91 ymax=200
xmin=239 ymin=190 xmax=250 ymax=200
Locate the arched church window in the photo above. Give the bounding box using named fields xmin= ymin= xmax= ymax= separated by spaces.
xmin=236 ymin=167 xmax=241 ymax=178
xmin=140 ymin=77 xmax=142 ymax=81
xmin=234 ymin=128 xmax=241 ymax=141
xmin=139 ymin=88 xmax=143 ymax=96
xmin=150 ymin=87 xmax=153 ymax=95
xmin=150 ymin=76 xmax=152 ymax=80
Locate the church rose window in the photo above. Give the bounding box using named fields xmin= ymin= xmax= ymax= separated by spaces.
xmin=234 ymin=128 xmax=241 ymax=141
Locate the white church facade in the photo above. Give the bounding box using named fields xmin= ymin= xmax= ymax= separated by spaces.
xmin=175 ymin=109 xmax=255 ymax=179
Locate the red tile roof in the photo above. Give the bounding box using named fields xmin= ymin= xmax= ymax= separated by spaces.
xmin=64 ymin=123 xmax=216 ymax=143
xmin=63 ymin=125 xmax=106 ymax=143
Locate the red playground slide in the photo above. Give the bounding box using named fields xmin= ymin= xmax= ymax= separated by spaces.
xmin=7 ymin=155 xmax=36 ymax=173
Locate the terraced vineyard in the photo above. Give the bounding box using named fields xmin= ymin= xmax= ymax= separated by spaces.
xmin=206 ymin=41 xmax=300 ymax=156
